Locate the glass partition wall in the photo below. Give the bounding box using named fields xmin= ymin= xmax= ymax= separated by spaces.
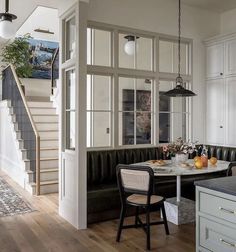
xmin=87 ymin=22 xmax=193 ymax=149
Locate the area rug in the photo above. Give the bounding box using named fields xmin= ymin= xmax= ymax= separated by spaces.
xmin=0 ymin=177 xmax=33 ymax=217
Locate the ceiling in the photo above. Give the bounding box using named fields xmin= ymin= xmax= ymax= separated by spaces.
xmin=182 ymin=0 xmax=236 ymax=13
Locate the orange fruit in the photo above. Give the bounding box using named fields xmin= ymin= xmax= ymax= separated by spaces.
xmin=209 ymin=157 xmax=217 ymax=165
xmin=194 ymin=156 xmax=201 ymax=163
xmin=195 ymin=160 xmax=203 ymax=169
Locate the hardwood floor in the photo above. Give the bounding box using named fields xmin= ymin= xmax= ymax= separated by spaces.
xmin=0 ymin=171 xmax=195 ymax=252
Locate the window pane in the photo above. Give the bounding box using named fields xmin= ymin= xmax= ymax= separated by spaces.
xmin=66 ymin=69 xmax=76 ymax=110
xmin=65 ymin=17 xmax=76 ymax=60
xmin=87 ymin=112 xmax=111 ymax=147
xmin=159 ymin=113 xmax=170 ymax=143
xmin=159 ymin=81 xmax=172 ymax=112
xmin=87 ymin=28 xmax=111 ymax=66
xmin=119 ymin=77 xmax=135 ymax=111
xmin=171 ymin=113 xmax=186 ymax=141
xmin=119 ymin=112 xmax=134 ymax=145
xmin=136 ymin=37 xmax=153 ymax=71
xmin=66 ymin=111 xmax=75 ymax=149
xmin=136 ymin=112 xmax=151 ymax=144
xmin=159 ymin=40 xmax=173 ymax=73
xmin=159 ymin=40 xmax=189 ymax=74
xmin=119 ymin=33 xmax=135 ymax=69
xmin=87 ymin=75 xmax=111 ymax=110
xmin=119 ymin=33 xmax=153 ymax=71
xmin=136 ymin=79 xmax=152 ymax=111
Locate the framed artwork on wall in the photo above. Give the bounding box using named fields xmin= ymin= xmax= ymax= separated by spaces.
xmin=28 ymin=38 xmax=59 ymax=79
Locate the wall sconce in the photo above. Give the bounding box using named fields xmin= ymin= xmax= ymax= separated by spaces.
xmin=124 ymin=35 xmax=139 ymax=55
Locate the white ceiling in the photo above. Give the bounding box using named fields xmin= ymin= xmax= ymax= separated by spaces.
xmin=182 ymin=0 xmax=236 ymax=13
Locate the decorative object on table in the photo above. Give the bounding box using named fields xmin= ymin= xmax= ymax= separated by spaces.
xmin=162 ymin=0 xmax=196 ymax=97
xmin=0 ymin=177 xmax=33 ymax=217
xmin=201 ymin=145 xmax=208 ymax=167
xmin=209 ymin=157 xmax=217 ymax=166
xmin=0 ymin=0 xmax=17 ymax=39
xmin=162 ymin=137 xmax=197 ymax=164
xmin=28 ymin=38 xmax=59 ymax=79
xmin=1 ymin=34 xmax=33 ymax=78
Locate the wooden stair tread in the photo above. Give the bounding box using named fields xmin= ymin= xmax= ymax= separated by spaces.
xmin=30 ymin=180 xmax=58 ymax=186
xmin=27 ymin=168 xmax=58 ymax=174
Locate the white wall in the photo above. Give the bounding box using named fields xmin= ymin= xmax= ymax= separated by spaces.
xmin=0 ymin=101 xmax=26 ymax=187
xmin=87 ymin=0 xmax=221 ymax=143
xmin=16 ymin=6 xmax=59 ymax=42
xmin=220 ymin=8 xmax=236 ymax=35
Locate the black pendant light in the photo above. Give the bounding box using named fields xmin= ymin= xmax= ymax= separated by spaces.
xmin=0 ymin=0 xmax=17 ymax=39
xmin=163 ymin=0 xmax=196 ymax=97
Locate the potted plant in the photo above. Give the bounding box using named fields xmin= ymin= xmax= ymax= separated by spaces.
xmin=1 ymin=34 xmax=32 ymax=78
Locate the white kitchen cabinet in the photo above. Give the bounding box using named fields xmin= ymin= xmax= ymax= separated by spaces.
xmin=225 ymin=77 xmax=236 ymax=146
xmin=206 ymin=79 xmax=225 ymax=145
xmin=225 ymin=39 xmax=236 ymax=76
xmin=206 ymin=43 xmax=224 ymax=79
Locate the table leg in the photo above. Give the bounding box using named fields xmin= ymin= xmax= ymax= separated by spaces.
xmin=176 ymin=175 xmax=181 ymax=202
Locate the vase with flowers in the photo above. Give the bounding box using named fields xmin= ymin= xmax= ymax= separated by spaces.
xmin=162 ymin=137 xmax=197 ymax=164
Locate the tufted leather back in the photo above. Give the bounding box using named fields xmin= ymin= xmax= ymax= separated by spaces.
xmin=87 ymin=147 xmax=162 ymax=186
xmin=87 ymin=145 xmax=236 ymax=188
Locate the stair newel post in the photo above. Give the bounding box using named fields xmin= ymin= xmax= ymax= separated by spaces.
xmin=36 ymin=135 xmax=40 ymax=195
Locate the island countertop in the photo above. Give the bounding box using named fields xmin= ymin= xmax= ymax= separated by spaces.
xmin=195 ymin=176 xmax=236 ymax=196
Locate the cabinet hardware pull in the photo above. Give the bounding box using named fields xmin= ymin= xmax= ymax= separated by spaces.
xmin=219 ymin=206 xmax=236 ymax=215
xmin=220 ymin=126 xmax=223 ymax=128
xmin=220 ymin=238 xmax=236 ymax=247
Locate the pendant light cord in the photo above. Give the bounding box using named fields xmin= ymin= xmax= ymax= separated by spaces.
xmin=178 ymin=0 xmax=181 ymax=78
xmin=5 ymin=0 xmax=9 ymax=13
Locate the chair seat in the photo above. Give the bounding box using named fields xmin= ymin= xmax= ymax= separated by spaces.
xmin=127 ymin=194 xmax=163 ymax=205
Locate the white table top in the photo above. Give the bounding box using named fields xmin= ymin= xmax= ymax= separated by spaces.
xmin=132 ymin=160 xmax=230 ymax=176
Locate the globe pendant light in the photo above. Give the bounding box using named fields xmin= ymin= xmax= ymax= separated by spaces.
xmin=124 ymin=35 xmax=139 ymax=56
xmin=0 ymin=0 xmax=17 ymax=39
xmin=163 ymin=0 xmax=196 ymax=97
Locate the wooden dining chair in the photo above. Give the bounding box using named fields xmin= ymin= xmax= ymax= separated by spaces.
xmin=227 ymin=161 xmax=236 ymax=176
xmin=116 ymin=164 xmax=169 ymax=250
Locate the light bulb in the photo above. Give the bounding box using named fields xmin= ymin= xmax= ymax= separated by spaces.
xmin=124 ymin=40 xmax=135 ymax=55
xmin=0 ymin=20 xmax=16 ymax=39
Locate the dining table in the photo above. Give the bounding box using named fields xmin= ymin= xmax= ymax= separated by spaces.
xmin=132 ymin=159 xmax=230 ymax=225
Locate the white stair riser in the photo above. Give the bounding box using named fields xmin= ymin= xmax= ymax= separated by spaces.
xmin=36 ymin=123 xmax=58 ymax=131
xmin=40 ymin=140 xmax=58 ymax=148
xmin=32 ymin=115 xmax=58 ymax=123
xmin=40 ymin=149 xmax=59 ymax=158
xmin=39 ymin=131 xmax=58 ymax=138
xmin=30 ymin=108 xmax=56 ymax=115
xmin=27 ymin=101 xmax=53 ymax=108
xmin=22 ymin=149 xmax=58 ymax=159
xmin=40 ymin=159 xmax=58 ymax=169
xmin=24 ymin=159 xmax=58 ymax=170
xmin=39 ymin=183 xmax=58 ymax=194
xmin=27 ymin=183 xmax=58 ymax=195
xmin=27 ymin=171 xmax=58 ymax=183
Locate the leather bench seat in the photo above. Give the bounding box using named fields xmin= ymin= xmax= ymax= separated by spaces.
xmin=87 ymin=145 xmax=234 ymax=224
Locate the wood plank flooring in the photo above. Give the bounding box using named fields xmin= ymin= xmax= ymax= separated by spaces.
xmin=0 ymin=171 xmax=195 ymax=252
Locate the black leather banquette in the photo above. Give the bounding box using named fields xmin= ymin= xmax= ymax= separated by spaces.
xmin=87 ymin=145 xmax=235 ymax=224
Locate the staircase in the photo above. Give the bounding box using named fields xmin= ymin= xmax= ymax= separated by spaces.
xmin=11 ymin=98 xmax=59 ymax=195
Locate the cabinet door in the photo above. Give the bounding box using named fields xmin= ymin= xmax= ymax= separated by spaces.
xmin=206 ymin=43 xmax=224 ymax=79
xmin=206 ymin=79 xmax=225 ymax=145
xmin=225 ymin=39 xmax=236 ymax=76
xmin=225 ymin=77 xmax=236 ymax=145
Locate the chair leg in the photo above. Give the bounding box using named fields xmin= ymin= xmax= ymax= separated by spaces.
xmin=135 ymin=206 xmax=139 ymax=227
xmin=146 ymin=207 xmax=151 ymax=250
xmin=116 ymin=206 xmax=126 ymax=242
xmin=161 ymin=203 xmax=170 ymax=235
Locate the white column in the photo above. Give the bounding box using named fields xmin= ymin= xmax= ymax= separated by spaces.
xmin=176 ymin=175 xmax=181 ymax=202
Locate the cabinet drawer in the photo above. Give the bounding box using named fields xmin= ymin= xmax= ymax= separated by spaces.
xmin=200 ymin=217 xmax=236 ymax=252
xmin=200 ymin=192 xmax=236 ymax=224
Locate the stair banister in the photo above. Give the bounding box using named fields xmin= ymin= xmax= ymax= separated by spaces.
xmin=4 ymin=64 xmax=41 ymax=195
